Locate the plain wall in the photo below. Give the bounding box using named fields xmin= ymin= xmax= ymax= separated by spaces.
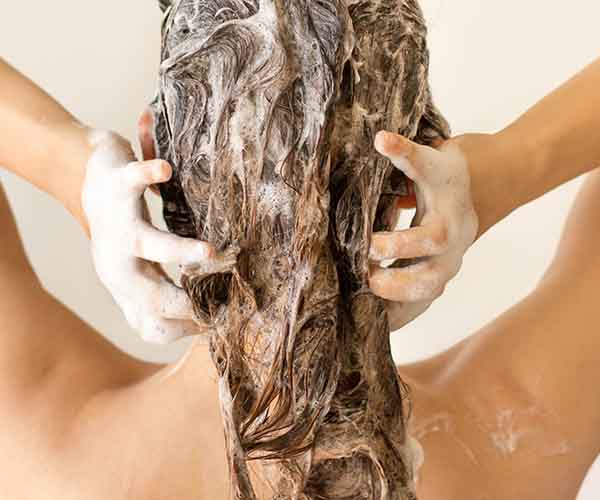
xmin=1 ymin=0 xmax=598 ymax=497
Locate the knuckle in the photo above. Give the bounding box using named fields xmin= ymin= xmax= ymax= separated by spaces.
xmin=379 ymin=235 xmax=403 ymax=260
xmin=139 ymin=165 xmax=154 ymax=184
xmin=420 ymin=259 xmax=437 ymax=272
xmin=429 ymin=224 xmax=449 ymax=252
xmin=432 ymin=284 xmax=446 ymax=300
xmin=429 ymin=266 xmax=447 ymax=288
xmin=117 ymin=164 xmax=137 ymax=192
xmin=415 ymin=266 xmax=446 ymax=301
xmin=122 ymin=161 xmax=137 ymax=177
xmin=149 ymin=287 xmax=165 ymax=315
xmin=447 ymin=257 xmax=463 ymax=279
xmin=138 ymin=317 xmax=166 ymax=344
xmin=130 ymin=232 xmax=144 ymax=257
xmin=371 ymin=235 xmax=394 ymax=261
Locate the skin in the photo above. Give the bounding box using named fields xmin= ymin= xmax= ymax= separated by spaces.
xmin=1 ymin=55 xmax=600 ymax=499
xmin=370 ymin=133 xmax=479 ymax=331
xmin=82 ymin=130 xmax=216 ymax=343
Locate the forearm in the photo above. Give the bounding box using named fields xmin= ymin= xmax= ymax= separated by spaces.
xmin=462 ymin=58 xmax=600 ymax=238
xmin=506 ymin=58 xmax=600 ymax=195
xmin=0 ymin=58 xmax=92 ymax=223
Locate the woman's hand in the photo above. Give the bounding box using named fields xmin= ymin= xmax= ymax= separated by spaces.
xmin=82 ymin=130 xmax=215 ymax=344
xmin=369 ymin=131 xmax=479 ymax=331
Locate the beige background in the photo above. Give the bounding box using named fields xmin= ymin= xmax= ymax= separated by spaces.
xmin=1 ymin=0 xmax=598 ymax=497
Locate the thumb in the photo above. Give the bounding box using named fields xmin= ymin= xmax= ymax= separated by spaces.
xmin=374 ymin=130 xmax=440 ymax=184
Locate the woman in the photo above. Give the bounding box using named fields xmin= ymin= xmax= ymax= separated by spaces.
xmin=1 ymin=48 xmax=599 ymax=500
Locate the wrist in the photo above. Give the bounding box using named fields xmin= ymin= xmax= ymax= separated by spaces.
xmin=49 ymin=120 xmax=94 ymax=230
xmin=454 ymin=131 xmax=529 ymax=239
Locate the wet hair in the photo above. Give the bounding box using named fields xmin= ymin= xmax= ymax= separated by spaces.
xmin=150 ymin=1 xmax=449 ymax=498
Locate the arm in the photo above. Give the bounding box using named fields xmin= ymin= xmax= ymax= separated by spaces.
xmin=409 ymin=167 xmax=600 ymax=491
xmin=0 ymin=59 xmax=95 ymax=392
xmin=463 ymin=57 xmax=600 ymax=238
xmin=0 ymin=180 xmax=151 ymax=399
xmin=457 ymin=59 xmax=600 ymax=416
xmin=381 ymin=57 xmax=600 ymax=461
xmin=0 ymin=58 xmax=221 ymax=398
xmin=0 ymin=60 xmax=155 ymax=397
xmin=0 ymin=57 xmax=217 ymax=340
xmin=0 ymin=58 xmax=91 ymax=226
xmin=370 ymin=57 xmax=600 ymax=330
xmin=503 ymin=168 xmax=600 ymax=451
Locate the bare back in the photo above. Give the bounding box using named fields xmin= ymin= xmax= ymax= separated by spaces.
xmin=1 ymin=172 xmax=599 ymax=499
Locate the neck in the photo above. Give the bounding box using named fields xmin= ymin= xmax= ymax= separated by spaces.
xmin=139 ymin=339 xmax=229 ymax=496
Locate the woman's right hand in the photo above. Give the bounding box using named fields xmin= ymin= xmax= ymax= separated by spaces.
xmin=81 ymin=129 xmax=215 ymax=344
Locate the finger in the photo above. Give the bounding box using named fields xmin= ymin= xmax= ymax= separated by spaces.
xmin=397 ymin=179 xmax=416 ymax=208
xmin=385 ymin=300 xmax=432 ymax=331
xmin=370 ymin=218 xmax=448 ymax=261
xmin=157 ymin=281 xmax=195 ymax=320
xmin=374 ymin=131 xmax=434 ymax=182
xmin=395 ymin=194 xmax=417 ymax=210
xmin=134 ymin=222 xmax=215 ymax=265
xmin=138 ymin=109 xmax=157 ymax=161
xmin=148 ymin=184 xmax=162 ymax=197
xmin=369 ymin=261 xmax=446 ymax=302
xmin=122 ymin=160 xmax=172 ymax=196
xmin=381 ymin=183 xmax=417 ymax=229
xmin=139 ymin=318 xmax=207 ymax=345
xmin=430 ymin=137 xmax=445 ymax=149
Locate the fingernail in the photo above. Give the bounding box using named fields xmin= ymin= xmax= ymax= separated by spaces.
xmin=377 ymin=131 xmax=405 ymax=153
xmin=158 ymin=161 xmax=172 ymax=178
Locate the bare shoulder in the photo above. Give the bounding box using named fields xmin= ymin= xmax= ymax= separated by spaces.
xmin=0 ymin=180 xmax=155 ymax=447
xmin=398 ymin=171 xmax=600 ymax=498
xmin=400 ymin=317 xmax=595 ymax=500
xmin=0 ymin=182 xmax=224 ymax=499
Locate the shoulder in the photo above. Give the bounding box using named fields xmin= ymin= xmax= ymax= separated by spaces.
xmin=398 ymin=303 xmax=598 ymax=500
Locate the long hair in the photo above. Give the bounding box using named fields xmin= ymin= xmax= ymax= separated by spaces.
xmin=151 ymin=1 xmax=449 ymax=498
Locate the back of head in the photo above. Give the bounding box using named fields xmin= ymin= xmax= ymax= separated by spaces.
xmin=150 ymin=1 xmax=449 ymax=498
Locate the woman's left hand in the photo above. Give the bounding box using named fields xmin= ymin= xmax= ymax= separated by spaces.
xmin=369 ymin=131 xmax=479 ymax=331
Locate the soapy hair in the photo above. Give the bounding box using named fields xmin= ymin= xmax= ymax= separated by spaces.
xmin=150 ymin=1 xmax=449 ymax=498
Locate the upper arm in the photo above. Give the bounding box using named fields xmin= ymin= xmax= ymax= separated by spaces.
xmin=0 ymin=180 xmax=155 ymax=407
xmin=0 ymin=180 xmax=39 ymax=289
xmin=533 ymin=170 xmax=600 ymax=408
xmin=402 ymin=173 xmax=600 ymax=496
xmin=544 ymin=168 xmax=600 ymax=283
xmin=531 ymin=169 xmax=600 ymax=438
xmin=0 ymin=181 xmax=51 ymax=387
xmin=453 ymin=170 xmax=600 ymax=456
